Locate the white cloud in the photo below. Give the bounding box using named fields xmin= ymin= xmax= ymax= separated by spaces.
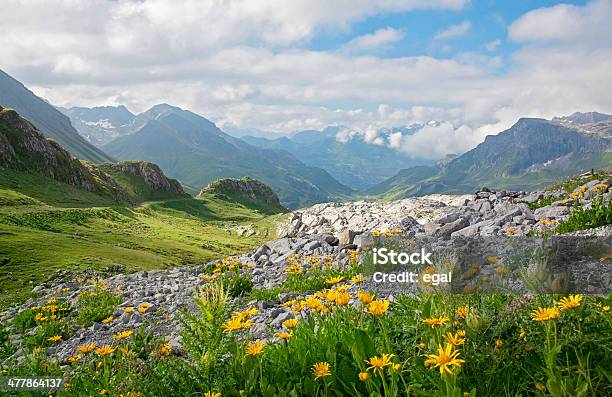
xmin=0 ymin=0 xmax=610 ymax=162
xmin=434 ymin=20 xmax=471 ymax=40
xmin=343 ymin=27 xmax=405 ymax=52
xmin=508 ymin=0 xmax=612 ymax=45
xmin=395 ymin=123 xmax=479 ymax=159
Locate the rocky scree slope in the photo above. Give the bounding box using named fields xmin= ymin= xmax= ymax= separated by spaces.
xmin=0 ymin=107 xmax=186 ymax=204
xmin=2 ymin=174 xmax=610 ymax=367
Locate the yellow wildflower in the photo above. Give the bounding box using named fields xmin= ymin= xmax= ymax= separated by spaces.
xmin=284 ymin=264 xmax=303 ymax=275
xmin=95 ymin=345 xmax=115 ymax=357
xmin=305 ymin=296 xmax=324 ymax=312
xmin=245 ymin=340 xmax=265 ymax=357
xmin=203 ymin=392 xmax=221 ymax=397
xmin=78 ymin=343 xmax=97 ymax=353
xmin=445 ymin=332 xmax=465 ymax=346
xmin=276 ymin=331 xmax=293 ymax=340
xmin=358 ymin=371 xmax=369 ymax=381
xmin=67 ymin=354 xmax=81 ymax=363
xmin=531 ymin=307 xmax=560 ymax=321
xmin=335 ymin=292 xmax=351 ymax=306
xmin=124 ymin=307 xmax=134 ymax=313
xmin=368 ymin=300 xmax=390 ymax=316
xmin=456 ymin=306 xmax=468 ymax=319
xmin=358 ymin=290 xmax=374 ymax=305
xmin=495 ymin=339 xmax=503 ymax=348
xmin=282 ymin=318 xmax=299 ymax=329
xmin=422 ymin=316 xmax=450 ymax=328
xmin=371 ymin=230 xmax=381 ymax=237
xmin=114 ymin=330 xmax=133 ymax=340
xmin=558 ymin=294 xmax=583 ymax=310
xmin=101 ymin=316 xmax=113 ymax=324
xmin=424 ymin=343 xmax=465 ymax=376
xmin=282 ymin=299 xmax=297 ymax=307
xmin=324 ymin=289 xmax=339 ymax=302
xmin=48 ymin=335 xmax=62 ymax=343
xmin=350 ymin=274 xmax=365 ymax=284
xmin=155 ymin=342 xmax=171 ymax=356
xmin=222 ymin=318 xmax=247 ymax=333
xmin=312 ymin=362 xmax=332 ymax=380
xmin=365 ymin=353 xmax=395 ymax=372
xmin=325 ymin=276 xmax=344 ymax=285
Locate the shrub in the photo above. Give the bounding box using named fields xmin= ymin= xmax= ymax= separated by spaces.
xmin=555 ymin=198 xmax=612 ymax=233
xmin=227 ymin=274 xmax=253 ymax=297
xmin=75 ymin=284 xmax=122 ymax=326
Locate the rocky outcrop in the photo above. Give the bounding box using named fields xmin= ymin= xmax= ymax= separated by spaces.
xmin=99 ymin=161 xmax=186 ymax=197
xmin=0 ymin=106 xmax=99 ymax=191
xmin=0 ymin=107 xmax=186 ymax=203
xmin=277 ymin=176 xmax=611 ymax=241
xmin=199 ymin=177 xmax=287 ymax=213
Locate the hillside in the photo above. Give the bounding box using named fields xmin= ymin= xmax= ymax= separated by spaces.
xmin=242 ymin=126 xmax=428 ymax=190
xmin=0 ymin=107 xmax=186 ymax=205
xmin=0 ymin=108 xmax=283 ymax=307
xmin=369 ymin=114 xmax=612 ymax=199
xmin=102 ymin=104 xmax=353 ymax=209
xmin=199 ymin=177 xmax=288 ymax=214
xmin=0 ymin=69 xmax=114 ymax=163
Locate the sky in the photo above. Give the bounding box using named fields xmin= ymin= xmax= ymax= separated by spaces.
xmin=1 ymin=0 xmax=611 ymax=160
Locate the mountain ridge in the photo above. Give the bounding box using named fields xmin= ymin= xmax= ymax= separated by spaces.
xmin=0 ymin=69 xmax=114 ymax=163
xmin=369 ymin=113 xmax=612 ymax=199
xmin=101 ymin=105 xmax=353 ymax=209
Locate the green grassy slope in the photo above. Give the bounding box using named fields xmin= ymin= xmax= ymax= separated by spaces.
xmin=0 ymin=171 xmax=280 ymax=307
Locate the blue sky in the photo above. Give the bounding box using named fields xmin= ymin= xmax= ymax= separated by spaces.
xmin=310 ymin=1 xmax=588 ymax=65
xmin=0 ymin=0 xmax=610 ymax=159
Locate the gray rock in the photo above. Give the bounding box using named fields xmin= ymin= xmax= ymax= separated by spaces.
xmin=268 ymin=238 xmax=292 ymax=255
xmin=303 ymin=241 xmax=321 ymax=252
xmin=338 ymin=229 xmax=358 ymax=245
xmin=534 ymin=206 xmax=569 ymax=220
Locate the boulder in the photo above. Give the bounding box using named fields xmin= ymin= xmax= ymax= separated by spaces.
xmin=534 ymin=206 xmax=569 ymax=220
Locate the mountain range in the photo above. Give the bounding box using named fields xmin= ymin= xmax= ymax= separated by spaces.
xmin=2 ymin=68 xmax=610 ymax=207
xmin=241 ymin=126 xmax=430 ymax=190
xmin=98 ymin=104 xmax=353 ymax=209
xmin=0 ymin=69 xmax=113 ymax=163
xmin=368 ymin=113 xmax=612 ymax=199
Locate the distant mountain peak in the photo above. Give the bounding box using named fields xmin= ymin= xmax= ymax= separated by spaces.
xmin=553 ymin=111 xmax=612 ymax=125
